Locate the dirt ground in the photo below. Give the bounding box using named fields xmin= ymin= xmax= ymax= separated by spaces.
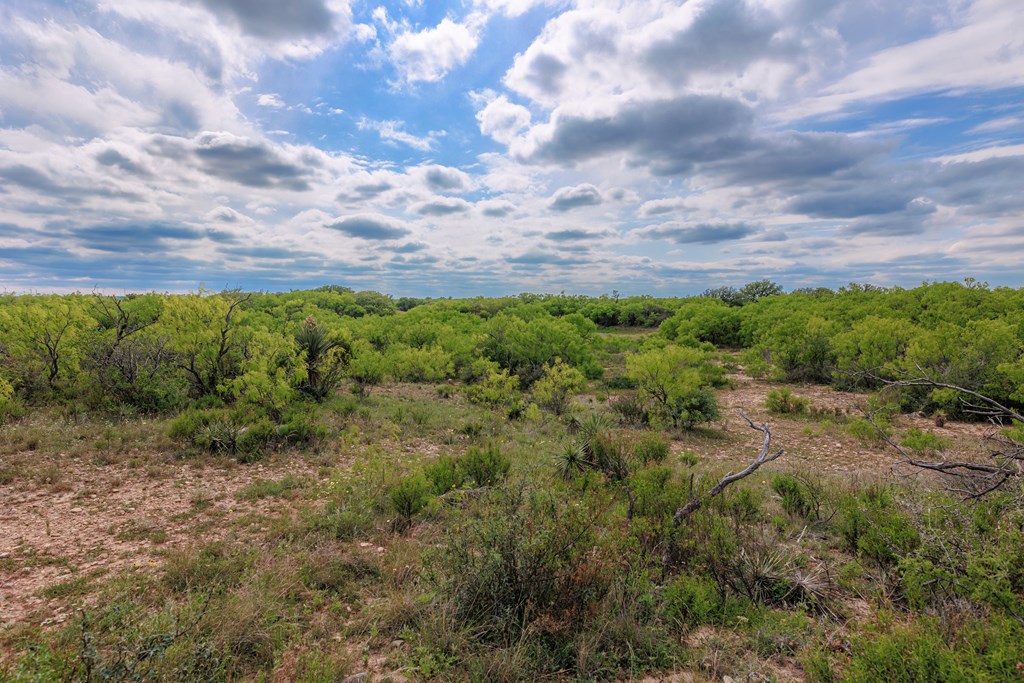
xmin=0 ymin=375 xmax=1000 ymax=632
xmin=684 ymin=374 xmax=997 ymax=479
xmin=0 ymin=456 xmax=321 ymax=629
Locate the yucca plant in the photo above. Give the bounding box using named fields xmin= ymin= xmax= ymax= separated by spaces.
xmin=295 ymin=315 xmax=350 ymax=401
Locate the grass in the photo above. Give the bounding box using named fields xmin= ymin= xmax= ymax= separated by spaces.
xmin=1 ymin=357 xmax=1021 ymax=682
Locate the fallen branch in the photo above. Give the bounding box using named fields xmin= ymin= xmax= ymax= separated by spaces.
xmin=860 ymin=368 xmax=1024 ymax=499
xmin=672 ymin=411 xmax=783 ymax=526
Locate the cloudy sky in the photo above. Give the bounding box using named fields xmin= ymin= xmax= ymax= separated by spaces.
xmin=1 ymin=0 xmax=1023 ymax=296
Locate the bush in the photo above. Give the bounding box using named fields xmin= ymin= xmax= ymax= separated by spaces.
xmin=837 ymin=489 xmax=919 ymax=566
xmin=765 ymin=388 xmax=809 ymax=415
xmin=424 ymin=455 xmax=464 ymax=494
xmin=389 ymin=473 xmax=433 ymax=529
xmin=464 ymin=369 xmax=521 ymax=409
xmin=845 ymin=616 xmax=1024 ymax=683
xmin=427 ymin=488 xmax=620 ymax=652
xmin=672 ymin=388 xmax=721 ymax=430
xmin=610 ymin=394 xmax=649 ymax=426
xmin=772 ymin=473 xmax=813 ymax=519
xmin=530 ymin=359 xmax=586 ymax=415
xmin=459 ymin=443 xmax=510 ymax=487
xmin=899 ymin=427 xmax=946 ymax=453
xmin=634 ymin=432 xmax=670 ymax=465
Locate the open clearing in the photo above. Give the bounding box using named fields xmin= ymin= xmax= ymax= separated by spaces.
xmin=0 ymin=375 xmax=990 ymax=633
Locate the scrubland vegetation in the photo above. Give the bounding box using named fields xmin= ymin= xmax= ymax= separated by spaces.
xmin=1 ymin=279 xmax=1023 ymax=681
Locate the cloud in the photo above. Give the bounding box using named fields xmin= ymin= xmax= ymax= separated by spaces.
xmin=545 ymin=228 xmax=614 ymax=242
xmin=507 ymin=249 xmax=589 ymax=266
xmin=548 ymin=183 xmax=602 ymax=211
xmin=65 ymin=222 xmax=240 ymax=254
xmin=794 ymin=0 xmax=1024 ymax=119
xmin=642 ymin=0 xmax=799 ymax=82
xmin=95 ymin=148 xmax=152 ymax=177
xmin=639 ymin=197 xmax=687 ymax=217
xmin=389 ymin=18 xmax=479 ymax=83
xmin=327 ymin=213 xmax=412 ymax=240
xmin=392 ymin=241 xmax=428 ymax=253
xmin=633 ymin=222 xmax=756 ymax=244
xmin=257 ymin=93 xmax=286 ymax=108
xmin=192 ymin=132 xmax=312 ymax=190
xmin=478 ymin=199 xmax=517 ymax=217
xmin=473 ymin=92 xmax=532 ymax=144
xmin=516 ymin=95 xmax=754 ymax=174
xmin=191 ymin=0 xmax=343 ymax=40
xmin=357 ymin=118 xmax=442 ymax=151
xmin=414 ymin=197 xmax=472 ymax=216
xmin=415 ymin=164 xmax=471 ymax=192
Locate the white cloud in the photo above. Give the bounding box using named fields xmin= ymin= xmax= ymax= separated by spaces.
xmin=933 ymin=144 xmax=1024 ymax=164
xmin=356 ymin=117 xmax=444 ymax=151
xmin=793 ymin=0 xmax=1024 ymax=119
xmin=389 ymin=18 xmax=480 ymax=83
xmin=472 ymin=91 xmax=532 ymax=143
xmin=257 ymin=93 xmax=286 ymax=108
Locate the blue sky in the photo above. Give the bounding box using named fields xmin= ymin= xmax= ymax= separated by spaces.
xmin=1 ymin=0 xmax=1023 ymax=296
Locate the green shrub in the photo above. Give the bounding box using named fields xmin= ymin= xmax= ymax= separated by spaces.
xmin=845 ymin=616 xmax=1024 ymax=683
xmin=837 ymin=489 xmax=919 ymax=566
xmin=772 ymin=473 xmax=813 ymax=518
xmin=899 ymin=427 xmax=946 ymax=453
xmin=672 ymin=388 xmax=720 ymax=430
xmin=530 ymin=358 xmax=586 ymax=415
xmin=389 ymin=473 xmax=433 ymax=528
xmin=765 ymin=388 xmax=809 ymax=415
xmin=423 ymin=455 xmax=464 ymax=494
xmin=845 ymin=416 xmax=890 ymax=444
xmin=634 ymin=432 xmax=670 ymax=465
xmin=459 ymin=443 xmax=510 ymax=486
xmin=464 ymin=367 xmax=520 ymax=408
xmin=278 ymin=411 xmax=328 ymax=448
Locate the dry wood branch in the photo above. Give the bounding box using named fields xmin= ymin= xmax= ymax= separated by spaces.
xmin=861 ymin=368 xmax=1024 ymax=499
xmin=672 ymin=412 xmax=783 ymax=525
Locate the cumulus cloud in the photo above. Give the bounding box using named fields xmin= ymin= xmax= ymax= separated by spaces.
xmin=639 ymin=198 xmax=687 ymax=217
xmin=545 ymin=228 xmax=614 ymax=242
xmin=472 ymin=91 xmax=532 ymax=144
xmin=192 ymin=0 xmax=341 ymax=40
xmin=633 ymin=222 xmax=756 ymax=245
xmin=414 ymin=197 xmax=472 ymax=216
xmin=257 ymin=93 xmax=286 ymax=108
xmin=191 ymin=132 xmax=312 ymax=190
xmin=515 ymin=95 xmax=754 ymax=174
xmin=389 ymin=18 xmax=479 ymax=83
xmin=548 ymin=183 xmax=602 ymax=211
xmin=414 ymin=164 xmax=471 ymax=192
xmin=478 ymin=199 xmax=517 ymax=217
xmin=327 ymin=213 xmax=412 ymax=240
xmin=357 ymin=118 xmax=443 ymax=151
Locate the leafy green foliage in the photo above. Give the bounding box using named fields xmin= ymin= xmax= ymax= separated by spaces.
xmin=625 ymin=345 xmax=721 ymax=429
xmin=459 ymin=443 xmax=510 ymax=486
xmin=530 ymin=358 xmax=586 ymax=415
xmin=765 ymin=388 xmax=809 ymax=415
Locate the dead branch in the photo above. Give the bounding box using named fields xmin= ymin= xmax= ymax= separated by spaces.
xmin=860 ymin=368 xmax=1024 ymax=499
xmin=672 ymin=411 xmax=783 ymax=525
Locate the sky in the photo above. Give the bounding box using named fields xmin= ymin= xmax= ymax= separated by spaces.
xmin=1 ymin=0 xmax=1023 ymax=297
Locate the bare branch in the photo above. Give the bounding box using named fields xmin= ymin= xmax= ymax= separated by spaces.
xmin=860 ymin=369 xmax=1024 ymax=499
xmin=672 ymin=411 xmax=783 ymax=525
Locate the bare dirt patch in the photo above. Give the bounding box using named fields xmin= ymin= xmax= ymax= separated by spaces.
xmin=680 ymin=374 xmax=996 ymax=479
xmin=0 ymin=453 xmax=322 ymax=630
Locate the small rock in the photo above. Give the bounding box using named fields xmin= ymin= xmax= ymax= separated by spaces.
xmin=391 ymin=639 xmax=405 ymax=648
xmin=70 ymin=507 xmax=83 ymax=513
xmin=342 ymin=673 xmax=368 ymax=683
xmin=723 ymin=677 xmax=733 ymax=683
